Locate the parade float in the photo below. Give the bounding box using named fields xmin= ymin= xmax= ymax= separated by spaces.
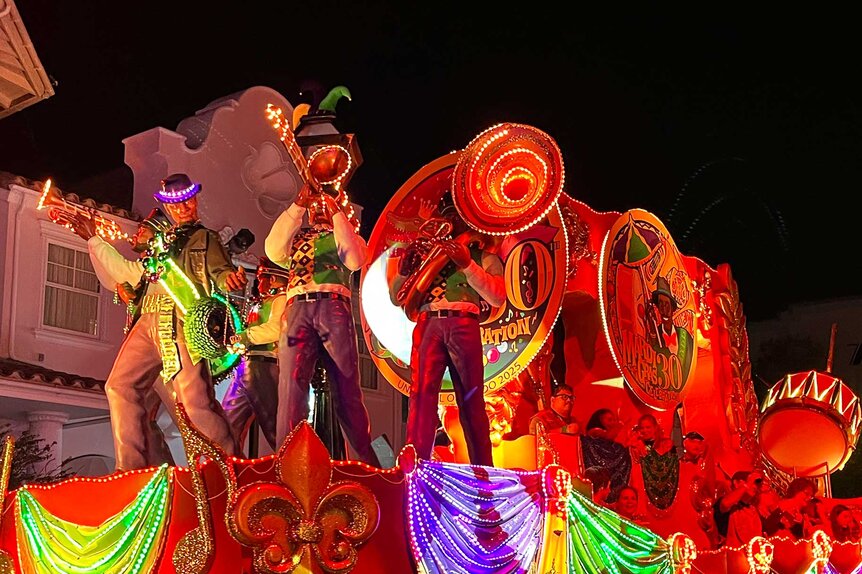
xmin=0 ymin=117 xmax=860 ymax=574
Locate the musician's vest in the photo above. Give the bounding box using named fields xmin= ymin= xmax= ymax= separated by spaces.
xmin=130 ymin=222 xmax=207 ymax=328
xmin=245 ymin=295 xmax=281 ymax=355
xmin=421 ymin=247 xmax=484 ymax=307
xmin=287 ymin=229 xmax=351 ymax=291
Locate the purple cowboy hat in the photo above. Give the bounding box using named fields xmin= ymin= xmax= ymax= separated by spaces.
xmin=154 ymin=173 xmax=201 ymax=204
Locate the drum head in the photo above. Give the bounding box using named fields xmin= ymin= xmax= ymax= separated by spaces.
xmin=184 ymin=297 xmax=235 ymax=361
xmin=759 ymin=406 xmax=849 ymax=476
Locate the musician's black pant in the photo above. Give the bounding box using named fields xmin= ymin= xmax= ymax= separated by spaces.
xmin=406 ymin=313 xmax=493 ymax=466
xmin=222 ymin=355 xmax=279 ymax=452
xmin=276 ymin=297 xmax=379 ymax=466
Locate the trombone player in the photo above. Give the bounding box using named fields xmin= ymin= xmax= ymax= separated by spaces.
xmin=389 ymin=197 xmax=505 ymax=467
xmin=264 ymin=122 xmax=379 ymax=467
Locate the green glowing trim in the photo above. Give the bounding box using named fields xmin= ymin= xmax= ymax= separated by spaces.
xmin=157 ymin=258 xmax=201 ymax=315
xmin=566 ymin=491 xmax=673 ymax=574
xmin=16 ymin=465 xmax=172 ymax=574
xmin=143 ymin=231 xmax=245 ymax=375
xmin=209 ymin=290 xmax=244 ymax=378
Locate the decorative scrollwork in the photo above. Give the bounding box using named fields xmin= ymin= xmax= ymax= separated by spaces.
xmin=668 ymin=532 xmax=697 ymax=574
xmin=559 ymin=199 xmax=596 ymax=279
xmin=746 ymin=536 xmax=774 ymax=574
xmin=811 ymin=529 xmax=833 ymax=570
xmin=713 ymin=265 xmax=759 ymax=456
xmin=172 ymin=403 xmax=237 ymax=574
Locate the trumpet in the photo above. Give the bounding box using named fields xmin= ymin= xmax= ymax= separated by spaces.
xmin=265 ymin=104 xmax=361 ymax=232
xmin=37 ymin=179 xmax=132 ymax=244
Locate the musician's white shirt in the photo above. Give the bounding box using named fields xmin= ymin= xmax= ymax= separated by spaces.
xmin=264 ymin=203 xmax=367 ymax=299
xmin=87 ymin=236 xmax=166 ymax=295
xmin=423 ymin=255 xmax=506 ymax=314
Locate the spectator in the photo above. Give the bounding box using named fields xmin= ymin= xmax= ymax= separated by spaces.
xmin=801 ymin=496 xmax=826 ymax=538
xmin=755 ymin=475 xmax=780 ymax=521
xmin=616 ymin=485 xmax=639 ymax=519
xmin=581 ymin=408 xmax=633 ymax=503
xmin=583 ymin=465 xmax=612 ymax=506
xmin=681 ymin=432 xmax=721 ymax=547
xmin=614 ymin=485 xmax=650 ymax=527
xmin=629 ymin=413 xmax=679 ymax=510
xmin=829 ymin=504 xmax=861 ymax=542
xmin=585 ymin=408 xmax=625 ymax=442
xmin=629 ymin=413 xmax=675 ymax=461
xmin=713 ymin=470 xmax=763 ymax=547
xmin=529 ymin=383 xmax=579 ymax=435
xmin=762 ymin=477 xmax=817 ymax=540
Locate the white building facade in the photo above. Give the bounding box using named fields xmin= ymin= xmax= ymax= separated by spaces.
xmin=0 ymin=173 xmax=138 ymax=474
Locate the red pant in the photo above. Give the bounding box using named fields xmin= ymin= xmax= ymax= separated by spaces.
xmin=406 ymin=314 xmax=493 ymax=466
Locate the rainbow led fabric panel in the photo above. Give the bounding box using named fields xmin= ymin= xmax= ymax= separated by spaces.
xmin=16 ymin=465 xmax=173 ymax=574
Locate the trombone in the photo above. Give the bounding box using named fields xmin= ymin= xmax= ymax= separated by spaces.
xmin=37 ymin=179 xmax=133 ymax=244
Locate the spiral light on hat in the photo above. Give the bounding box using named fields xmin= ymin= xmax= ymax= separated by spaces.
xmin=451 ymin=122 xmax=565 ymax=236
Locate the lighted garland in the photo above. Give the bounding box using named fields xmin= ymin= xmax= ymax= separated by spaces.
xmin=15 ymin=465 xmax=172 ymax=574
xmin=202 ymin=291 xmax=243 ymax=379
xmin=405 ymin=459 xmax=544 ymax=574
xmin=183 ymin=294 xmax=240 ymax=361
xmin=566 ymin=490 xmax=674 ymax=574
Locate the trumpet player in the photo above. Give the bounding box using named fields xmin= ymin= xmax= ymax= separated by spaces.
xmin=68 ymin=208 xmax=182 ymax=467
xmin=264 ymin=178 xmax=379 ymax=467
xmin=390 ymin=200 xmax=506 ymax=467
xmin=102 ymin=174 xmax=244 ymax=470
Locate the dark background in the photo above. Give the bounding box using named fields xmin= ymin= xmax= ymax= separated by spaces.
xmin=2 ymin=4 xmax=859 ymax=321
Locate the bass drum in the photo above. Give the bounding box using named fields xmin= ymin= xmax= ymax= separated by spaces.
xmin=758 ymin=370 xmax=862 ymax=477
xmin=183 ymin=294 xmax=244 ymax=380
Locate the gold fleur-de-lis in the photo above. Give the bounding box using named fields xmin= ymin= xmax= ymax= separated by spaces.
xmin=228 ymin=422 xmax=379 ymax=574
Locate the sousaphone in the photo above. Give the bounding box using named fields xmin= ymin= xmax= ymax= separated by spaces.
xmin=396 ymin=122 xmax=565 ymax=320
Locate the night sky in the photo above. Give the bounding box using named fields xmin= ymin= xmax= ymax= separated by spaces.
xmin=2 ymin=4 xmax=860 ymax=321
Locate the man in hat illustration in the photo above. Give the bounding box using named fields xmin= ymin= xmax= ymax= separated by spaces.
xmin=69 ymin=207 xmax=182 ymax=466
xmin=264 ymin=98 xmax=379 ymax=467
xmin=648 ymin=276 xmax=679 ymax=353
xmin=645 ymin=275 xmax=694 ymax=380
xmin=222 ymin=256 xmax=288 ymax=453
xmin=99 ymin=173 xmax=246 ymax=470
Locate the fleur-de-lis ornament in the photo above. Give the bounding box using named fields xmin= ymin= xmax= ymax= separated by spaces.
xmin=228 ymin=422 xmax=380 ymax=574
xmin=811 ymin=529 xmax=833 ymax=572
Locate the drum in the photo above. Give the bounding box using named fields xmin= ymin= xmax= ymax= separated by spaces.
xmin=183 ymin=294 xmax=244 ymax=380
xmin=758 ymin=370 xmax=862 ymax=477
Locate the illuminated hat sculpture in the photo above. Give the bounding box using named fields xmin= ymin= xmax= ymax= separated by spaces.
xmin=294 ymin=85 xmax=363 ymax=188
xmin=154 ymin=173 xmax=202 ymax=204
xmin=451 ymin=122 xmax=564 ymax=236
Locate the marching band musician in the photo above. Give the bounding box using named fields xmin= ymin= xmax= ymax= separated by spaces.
xmin=390 ymin=199 xmax=506 ymax=467
xmin=69 ymin=208 xmax=181 ymax=467
xmin=101 ymin=173 xmax=246 ymax=470
xmin=222 ymin=257 xmax=288 ymax=453
xmin=264 ymin=170 xmax=379 ymax=467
